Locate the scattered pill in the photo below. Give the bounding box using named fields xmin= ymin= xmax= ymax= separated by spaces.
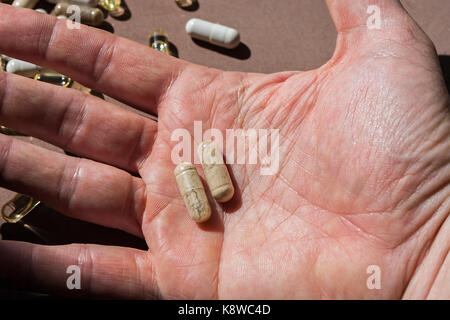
xmin=0 ymin=56 xmax=5 ymax=72
xmin=35 ymin=8 xmax=48 ymax=14
xmin=0 ymin=55 xmax=11 ymax=71
xmin=185 ymin=18 xmax=240 ymax=49
xmin=1 ymin=194 xmax=40 ymax=224
xmin=34 ymin=72 xmax=73 ymax=88
xmin=198 ymin=140 xmax=235 ymax=203
xmin=174 ymin=162 xmax=212 ymax=223
xmin=54 ymin=2 xmax=104 ymax=26
xmin=175 ymin=0 xmax=196 ymax=9
xmin=70 ymin=81 xmax=92 ymax=94
xmin=99 ymin=0 xmax=125 ymax=17
xmin=12 ymin=0 xmax=39 ymax=8
xmin=0 ymin=126 xmax=25 ymax=136
xmin=149 ymin=29 xmax=172 ymax=56
xmin=46 ymin=0 xmax=98 ymax=6
xmin=6 ymin=58 xmax=42 ymax=78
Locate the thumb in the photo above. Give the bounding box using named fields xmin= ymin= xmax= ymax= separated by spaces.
xmin=325 ymin=0 xmax=434 ymax=56
xmin=326 ymin=0 xmax=406 ymax=32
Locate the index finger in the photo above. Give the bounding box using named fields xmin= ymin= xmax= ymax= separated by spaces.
xmin=0 ymin=4 xmax=191 ymax=115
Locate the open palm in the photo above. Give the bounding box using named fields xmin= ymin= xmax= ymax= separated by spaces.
xmin=0 ymin=0 xmax=449 ymax=299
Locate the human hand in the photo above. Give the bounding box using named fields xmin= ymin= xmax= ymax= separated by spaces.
xmin=0 ymin=0 xmax=448 ymax=299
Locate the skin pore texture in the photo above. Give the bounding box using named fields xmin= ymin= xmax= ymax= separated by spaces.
xmin=0 ymin=0 xmax=448 ymax=299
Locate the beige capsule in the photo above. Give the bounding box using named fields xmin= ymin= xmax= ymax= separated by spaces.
xmin=46 ymin=0 xmax=99 ymax=6
xmin=53 ymin=2 xmax=104 ymax=26
xmin=174 ymin=162 xmax=211 ymax=223
xmin=198 ymin=140 xmax=234 ymax=203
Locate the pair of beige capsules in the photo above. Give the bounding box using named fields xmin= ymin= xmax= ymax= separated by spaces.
xmin=175 ymin=141 xmax=234 ymax=223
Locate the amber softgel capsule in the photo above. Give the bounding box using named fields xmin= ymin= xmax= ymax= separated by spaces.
xmin=198 ymin=140 xmax=235 ymax=203
xmin=0 ymin=56 xmax=6 ymax=72
xmin=34 ymin=72 xmax=73 ymax=88
xmin=12 ymin=0 xmax=39 ymax=8
xmin=149 ymin=29 xmax=172 ymax=56
xmin=99 ymin=0 xmax=125 ymax=17
xmin=175 ymin=0 xmax=197 ymax=9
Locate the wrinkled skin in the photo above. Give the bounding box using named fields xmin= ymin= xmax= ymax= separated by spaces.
xmin=0 ymin=0 xmax=448 ymax=299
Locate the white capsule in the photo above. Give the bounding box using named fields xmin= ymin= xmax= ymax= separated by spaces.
xmin=12 ymin=0 xmax=39 ymax=8
xmin=46 ymin=0 xmax=99 ymax=6
xmin=185 ymin=18 xmax=240 ymax=49
xmin=35 ymin=8 xmax=48 ymax=14
xmin=6 ymin=59 xmax=41 ymax=78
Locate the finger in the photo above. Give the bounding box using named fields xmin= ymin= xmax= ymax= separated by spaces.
xmin=0 ymin=135 xmax=146 ymax=237
xmin=0 ymin=70 xmax=157 ymax=173
xmin=0 ymin=4 xmax=191 ymax=114
xmin=0 ymin=241 xmax=158 ymax=299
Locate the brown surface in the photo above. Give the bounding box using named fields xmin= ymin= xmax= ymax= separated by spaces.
xmin=0 ymin=0 xmax=449 ymax=246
